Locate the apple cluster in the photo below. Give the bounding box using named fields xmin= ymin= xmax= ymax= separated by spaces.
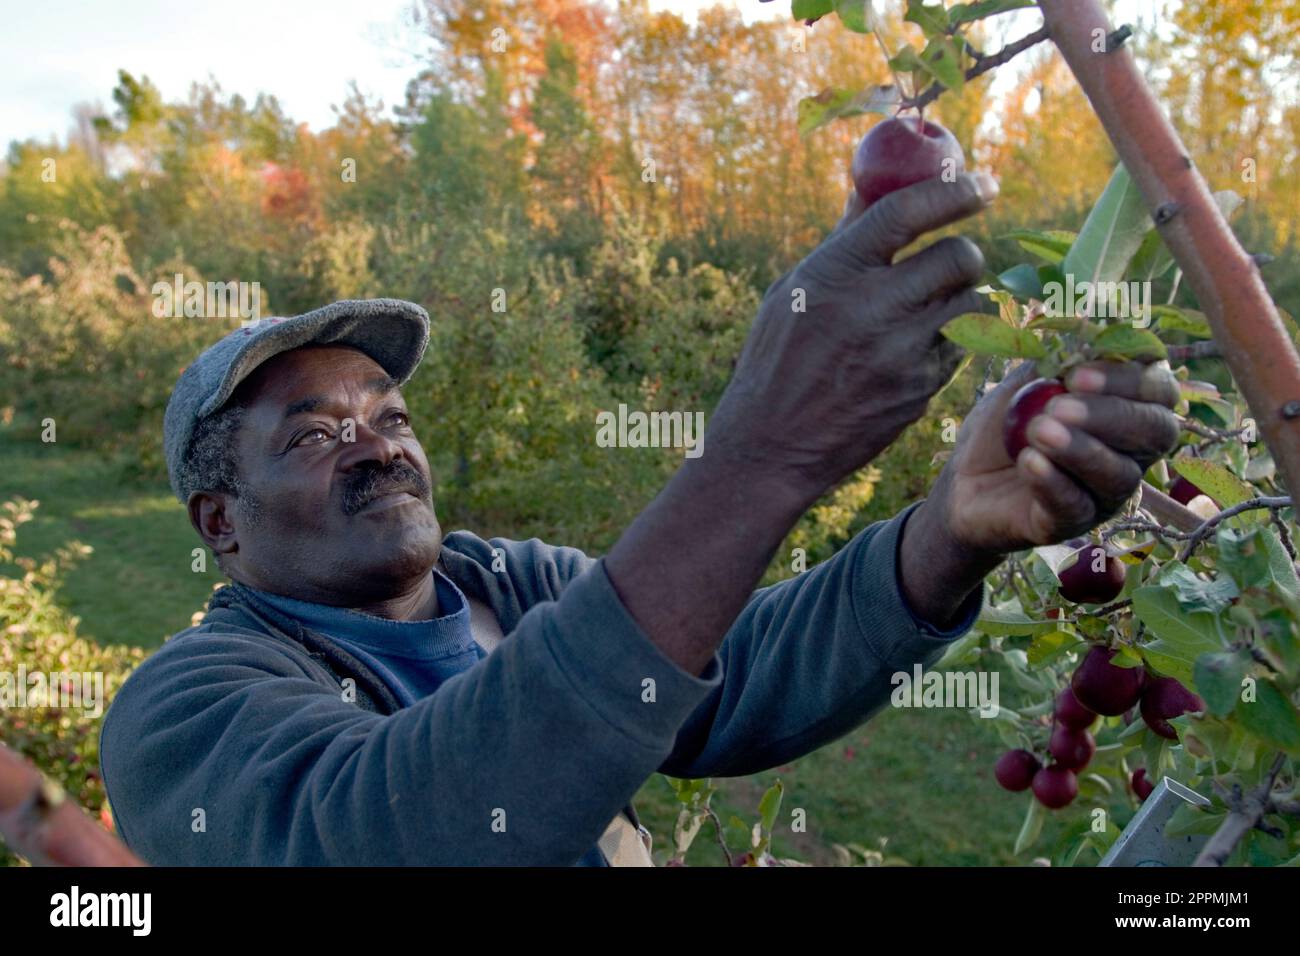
xmin=995 ymin=647 xmax=1204 ymax=809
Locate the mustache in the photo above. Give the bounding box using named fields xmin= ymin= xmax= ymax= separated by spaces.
xmin=340 ymin=461 xmax=431 ymax=516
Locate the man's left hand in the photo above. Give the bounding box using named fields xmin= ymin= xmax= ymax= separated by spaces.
xmin=899 ymin=359 xmax=1180 ymax=627
xmin=935 ymin=359 xmax=1181 ymax=553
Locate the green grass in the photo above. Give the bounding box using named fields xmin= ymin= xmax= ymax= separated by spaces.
xmin=1 ymin=438 xmax=1081 ymax=865
xmin=633 ymin=703 xmax=1080 ymax=867
xmin=0 ymin=442 xmax=224 ymax=650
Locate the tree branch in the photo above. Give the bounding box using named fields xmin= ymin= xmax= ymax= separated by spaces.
xmin=1194 ymin=753 xmax=1288 ymax=866
xmin=1139 ymin=481 xmax=1203 ymax=532
xmin=1038 ymin=0 xmax=1300 ymax=501
xmin=902 ymin=25 xmax=1052 ymax=111
xmin=0 ymin=742 xmax=143 ymax=866
xmin=1178 ymin=496 xmax=1292 ymax=561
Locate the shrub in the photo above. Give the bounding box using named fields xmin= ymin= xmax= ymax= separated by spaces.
xmin=0 ymin=499 xmax=146 ymax=866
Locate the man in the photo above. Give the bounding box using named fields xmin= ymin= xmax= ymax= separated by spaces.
xmin=100 ymin=173 xmax=1179 ymax=865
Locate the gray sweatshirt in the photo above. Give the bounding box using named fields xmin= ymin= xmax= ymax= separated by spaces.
xmin=99 ymin=503 xmax=980 ymax=865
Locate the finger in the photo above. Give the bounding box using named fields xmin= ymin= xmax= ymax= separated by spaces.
xmin=1017 ymin=448 xmax=1098 ymax=544
xmin=1045 ymin=392 xmax=1180 ymax=463
xmin=1064 ymin=360 xmax=1180 ymax=408
xmin=889 ymin=236 xmax=986 ymax=307
xmin=854 ymin=172 xmax=998 ymax=265
xmin=825 ymin=171 xmax=999 ymax=271
xmin=1027 ymin=415 xmax=1144 ymax=512
xmin=913 ymin=286 xmax=986 ymax=337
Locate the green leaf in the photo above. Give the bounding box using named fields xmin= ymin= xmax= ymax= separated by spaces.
xmin=948 ymin=0 xmax=1036 ymax=25
xmin=1014 ymin=798 xmax=1046 ymax=854
xmin=1133 ymin=586 xmax=1225 ymax=686
xmin=725 ymin=814 xmax=752 ymax=852
xmin=1027 ymin=630 xmax=1079 ymax=666
xmin=798 ymin=85 xmax=901 ymax=135
xmin=1001 ymin=229 xmax=1076 ymax=265
xmin=1156 ymin=563 xmax=1239 ymax=613
xmin=1127 ymin=191 xmax=1242 ymax=284
xmin=1179 ymin=379 xmax=1222 ymax=406
xmin=941 ymin=314 xmax=1046 ymax=358
xmin=793 ymin=0 xmax=835 ymax=20
xmin=1236 ymin=680 xmax=1300 ymax=754
xmin=919 ymin=36 xmax=964 ymax=93
xmin=1217 ymin=527 xmax=1291 ymax=594
xmin=977 ymin=601 xmax=1060 ymax=636
xmin=1187 ymin=398 xmax=1237 ymax=429
xmin=997 ymin=263 xmax=1043 ymax=299
xmin=904 ymin=0 xmax=949 ymax=35
xmin=1061 ymin=165 xmax=1152 ymax=288
xmin=1165 ymin=802 xmax=1224 ymax=838
xmin=1259 ymin=607 xmax=1300 ymax=680
xmin=1194 ymin=650 xmax=1250 ymax=717
xmin=758 ymin=781 xmax=784 ymax=833
xmin=1092 ymin=325 xmax=1168 ymax=362
xmin=1141 ymin=732 xmax=1167 ymax=780
xmin=1171 ymin=458 xmax=1256 ymax=508
xmin=1153 ymin=304 xmax=1213 ymax=338
xmin=1128 ymin=228 xmax=1179 ymax=283
xmin=888 ymin=44 xmax=926 ymax=73
xmin=935 ymin=630 xmax=983 ymax=669
xmin=834 ymin=0 xmax=876 ymax=32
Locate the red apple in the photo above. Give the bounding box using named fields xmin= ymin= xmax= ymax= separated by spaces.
xmin=1131 ymin=768 xmax=1154 ymax=801
xmin=1002 ymin=378 xmax=1068 ymax=461
xmin=995 ymin=749 xmax=1041 ymax=792
xmin=1071 ymin=646 xmax=1147 ymax=716
xmin=851 ymin=115 xmax=966 ymax=209
xmin=1049 ymin=724 xmax=1096 ymax=770
xmin=1140 ymin=676 xmax=1205 ymax=740
xmin=1032 ymin=765 xmax=1078 ymax=809
xmin=1058 ymin=546 xmax=1126 ymax=605
xmin=1054 ymin=686 xmax=1098 ymax=730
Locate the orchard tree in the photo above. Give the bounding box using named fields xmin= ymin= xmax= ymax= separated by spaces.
xmin=782 ymin=0 xmax=1300 ymax=866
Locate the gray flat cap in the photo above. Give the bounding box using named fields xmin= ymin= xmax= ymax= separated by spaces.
xmin=163 ymin=298 xmax=430 ymax=502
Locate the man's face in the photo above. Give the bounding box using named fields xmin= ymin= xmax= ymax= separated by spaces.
xmin=211 ymin=345 xmax=442 ymax=604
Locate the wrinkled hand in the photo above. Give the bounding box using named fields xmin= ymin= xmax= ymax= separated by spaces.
xmin=930 ymin=359 xmax=1182 ymax=555
xmin=706 ymin=172 xmax=999 ymax=496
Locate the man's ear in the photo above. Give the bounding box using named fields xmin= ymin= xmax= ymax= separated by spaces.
xmin=188 ymin=491 xmax=239 ymax=562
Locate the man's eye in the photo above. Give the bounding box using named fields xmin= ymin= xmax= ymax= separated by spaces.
xmin=385 ymin=411 xmax=411 ymax=428
xmin=295 ymin=427 xmax=331 ymax=446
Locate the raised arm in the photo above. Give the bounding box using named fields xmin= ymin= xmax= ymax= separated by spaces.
xmin=605 ymin=172 xmax=999 ymax=676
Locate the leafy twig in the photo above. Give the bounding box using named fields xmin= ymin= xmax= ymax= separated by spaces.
xmin=902 ymin=25 xmax=1052 ymax=111
xmin=705 ymin=807 xmax=734 ymax=866
xmin=1102 ymin=518 xmax=1188 ymax=545
xmin=1179 ymin=417 xmax=1250 ymax=444
xmin=1194 ymin=753 xmax=1288 ymax=866
xmin=1178 ymin=496 xmax=1293 ymax=561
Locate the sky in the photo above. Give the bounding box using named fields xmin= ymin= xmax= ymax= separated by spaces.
xmin=0 ymin=0 xmax=775 ymax=148
xmin=1 ymin=0 xmax=1151 ymax=149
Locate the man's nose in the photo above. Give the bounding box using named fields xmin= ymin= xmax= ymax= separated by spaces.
xmin=337 ymin=419 xmax=406 ymax=471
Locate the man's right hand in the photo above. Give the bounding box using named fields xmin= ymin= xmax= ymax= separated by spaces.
xmin=706 ymin=170 xmax=999 ymax=500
